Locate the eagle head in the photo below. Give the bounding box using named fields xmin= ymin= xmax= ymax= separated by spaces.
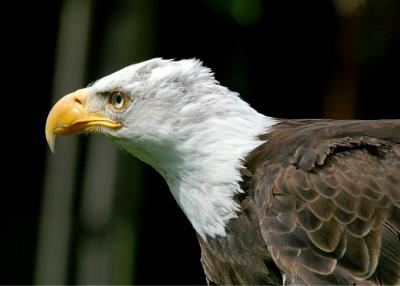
xmin=47 ymin=58 xmax=212 ymax=156
xmin=45 ymin=58 xmax=272 ymax=238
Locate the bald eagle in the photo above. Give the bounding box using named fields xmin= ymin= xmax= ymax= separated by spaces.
xmin=46 ymin=58 xmax=400 ymax=285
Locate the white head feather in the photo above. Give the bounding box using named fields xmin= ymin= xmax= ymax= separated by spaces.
xmin=90 ymin=58 xmax=276 ymax=239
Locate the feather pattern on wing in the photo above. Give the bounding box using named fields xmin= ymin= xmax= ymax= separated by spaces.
xmin=245 ymin=119 xmax=400 ymax=285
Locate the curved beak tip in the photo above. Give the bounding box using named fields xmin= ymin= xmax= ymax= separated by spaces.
xmin=45 ymin=119 xmax=56 ymax=153
xmin=46 ymin=133 xmax=56 ymax=153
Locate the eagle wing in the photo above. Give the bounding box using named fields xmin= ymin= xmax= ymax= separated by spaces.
xmin=250 ymin=120 xmax=400 ymax=285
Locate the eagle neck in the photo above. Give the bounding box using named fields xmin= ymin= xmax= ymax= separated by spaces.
xmin=162 ymin=106 xmax=276 ymax=239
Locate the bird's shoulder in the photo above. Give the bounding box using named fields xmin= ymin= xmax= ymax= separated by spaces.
xmin=245 ymin=118 xmax=400 ymax=173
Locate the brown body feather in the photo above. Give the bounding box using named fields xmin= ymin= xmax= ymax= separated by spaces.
xmin=199 ymin=119 xmax=400 ymax=285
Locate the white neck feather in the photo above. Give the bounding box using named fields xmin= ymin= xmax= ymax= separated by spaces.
xmin=167 ymin=109 xmax=275 ymax=239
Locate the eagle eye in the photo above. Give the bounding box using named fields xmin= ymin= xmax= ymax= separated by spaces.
xmin=109 ymin=92 xmax=128 ymax=110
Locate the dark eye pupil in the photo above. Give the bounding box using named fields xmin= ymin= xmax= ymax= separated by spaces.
xmin=116 ymin=95 xmax=122 ymax=104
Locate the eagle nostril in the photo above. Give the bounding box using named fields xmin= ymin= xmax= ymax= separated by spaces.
xmin=74 ymin=96 xmax=83 ymax=105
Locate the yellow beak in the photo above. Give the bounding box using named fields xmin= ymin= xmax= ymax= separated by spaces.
xmin=45 ymin=88 xmax=121 ymax=152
